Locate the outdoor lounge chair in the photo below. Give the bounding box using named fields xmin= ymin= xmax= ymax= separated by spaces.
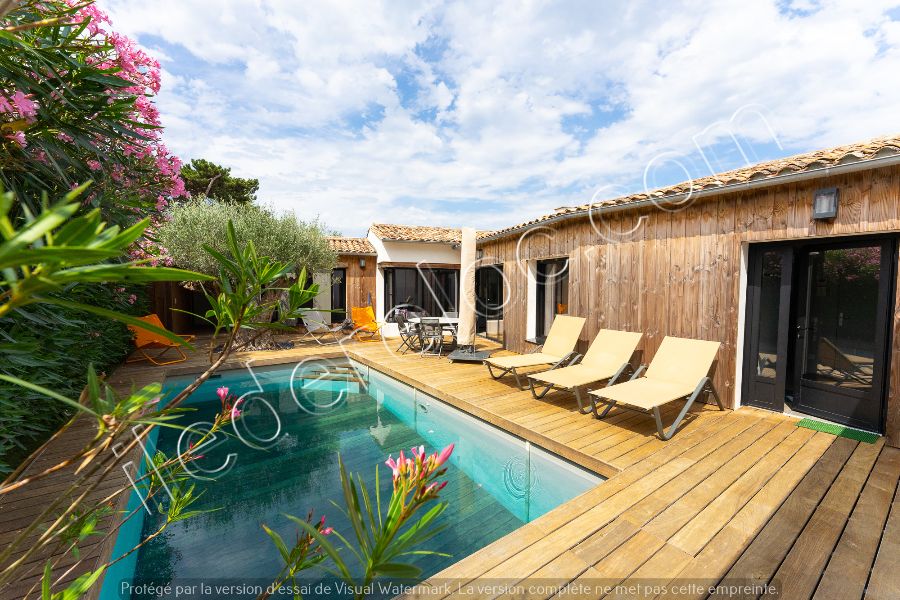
xmin=588 ymin=336 xmax=723 ymax=440
xmin=300 ymin=311 xmax=344 ymax=345
xmin=527 ymin=329 xmax=643 ymax=413
xmin=484 ymin=315 xmax=585 ymax=389
xmin=126 ymin=314 xmax=196 ymax=366
xmin=351 ymin=306 xmax=382 ymax=341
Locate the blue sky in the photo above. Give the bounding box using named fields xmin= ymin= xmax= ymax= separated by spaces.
xmin=105 ymin=0 xmax=900 ymax=236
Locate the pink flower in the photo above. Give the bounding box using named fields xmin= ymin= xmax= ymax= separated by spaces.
xmin=411 ymin=445 xmax=425 ymax=461
xmin=10 ymin=91 xmax=37 ymax=118
xmin=435 ymin=443 xmax=454 ymax=467
xmin=216 ymin=387 xmax=229 ymax=401
xmin=127 ymin=294 xmax=137 ymax=304
xmin=87 ymin=159 xmax=102 ymax=171
xmin=6 ymin=131 xmax=26 ymax=148
xmin=385 ymin=456 xmax=400 ymax=477
xmin=321 ymin=527 xmax=333 ymax=535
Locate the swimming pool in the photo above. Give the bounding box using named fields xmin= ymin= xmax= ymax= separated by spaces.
xmin=101 ymin=359 xmax=602 ymax=599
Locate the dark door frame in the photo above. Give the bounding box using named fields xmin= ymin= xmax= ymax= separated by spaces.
xmin=742 ymin=245 xmax=794 ymax=413
xmin=790 ymin=237 xmax=895 ymax=431
xmin=741 ymin=234 xmax=897 ymax=432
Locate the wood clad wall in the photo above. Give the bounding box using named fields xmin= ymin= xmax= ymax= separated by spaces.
xmin=481 ymin=165 xmax=900 ymax=445
xmin=147 ymin=281 xmax=192 ymax=333
xmin=337 ymin=255 xmax=376 ymax=310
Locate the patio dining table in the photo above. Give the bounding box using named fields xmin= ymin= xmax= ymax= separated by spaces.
xmin=407 ymin=316 xmax=460 ymax=329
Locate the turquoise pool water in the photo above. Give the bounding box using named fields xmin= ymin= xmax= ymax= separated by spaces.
xmin=101 ymin=360 xmax=602 ymax=599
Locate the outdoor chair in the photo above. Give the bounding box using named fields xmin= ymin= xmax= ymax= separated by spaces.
xmin=126 ymin=314 xmax=196 ymax=366
xmin=484 ymin=315 xmax=585 ymax=389
xmin=300 ymin=312 xmax=344 ymax=345
xmin=419 ymin=317 xmax=445 ymax=356
xmin=588 ymin=336 xmax=723 ymax=440
xmin=350 ymin=306 xmax=382 ymax=341
xmin=527 ymin=329 xmax=643 ymax=413
xmin=395 ymin=313 xmax=421 ymax=354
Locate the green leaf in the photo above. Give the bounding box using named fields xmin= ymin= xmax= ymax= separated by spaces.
xmin=374 ymin=562 xmax=422 ymax=579
xmin=285 ymin=515 xmax=354 ymax=584
xmin=263 ymin=524 xmax=291 ymax=564
xmin=0 ymin=374 xmax=98 ymax=416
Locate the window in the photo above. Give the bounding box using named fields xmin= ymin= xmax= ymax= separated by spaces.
xmin=384 ymin=267 xmax=459 ymax=320
xmin=535 ymin=258 xmax=569 ymax=340
xmin=330 ymin=268 xmax=346 ymax=323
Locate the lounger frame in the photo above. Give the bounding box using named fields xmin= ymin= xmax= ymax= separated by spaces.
xmin=591 ymin=366 xmax=724 ymax=440
xmin=528 ymin=361 xmax=634 ymax=411
xmin=485 ymin=351 xmax=578 ymax=390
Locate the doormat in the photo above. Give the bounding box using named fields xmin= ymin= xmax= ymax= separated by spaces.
xmin=796 ymin=418 xmax=880 ymax=443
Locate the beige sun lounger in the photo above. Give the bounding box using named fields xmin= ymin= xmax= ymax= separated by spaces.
xmin=484 ymin=315 xmax=586 ymax=389
xmin=527 ymin=329 xmax=643 ymax=413
xmin=588 ymin=336 xmax=723 ymax=440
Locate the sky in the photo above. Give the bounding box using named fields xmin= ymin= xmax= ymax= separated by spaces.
xmin=104 ymin=0 xmax=900 ymax=237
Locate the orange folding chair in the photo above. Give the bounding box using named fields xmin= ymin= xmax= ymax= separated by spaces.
xmin=350 ymin=306 xmax=382 ymax=341
xmin=127 ymin=314 xmax=196 ymax=366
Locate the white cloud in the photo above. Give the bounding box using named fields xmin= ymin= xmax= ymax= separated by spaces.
xmin=102 ymin=0 xmax=900 ymax=235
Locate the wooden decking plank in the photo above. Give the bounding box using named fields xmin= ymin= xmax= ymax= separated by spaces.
xmin=863 ymin=447 xmax=900 ymax=600
xmin=814 ymin=446 xmax=900 ymax=600
xmin=604 ymin=543 xmax=693 ymax=600
xmin=642 ymin=419 xmax=798 ymax=542
xmin=654 ymin=431 xmax=834 ymax=599
xmin=618 ymin=417 xmax=776 ymax=529
xmin=494 ymin=551 xmax=593 ymax=600
xmin=668 ymin=426 xmax=816 ymax=556
xmin=711 ymin=436 xmax=857 ymax=597
xmin=760 ymin=439 xmax=883 ymax=600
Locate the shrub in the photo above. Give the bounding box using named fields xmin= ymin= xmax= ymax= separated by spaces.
xmin=0 ymin=284 xmax=148 ymax=475
xmin=157 ymin=200 xmax=337 ymax=277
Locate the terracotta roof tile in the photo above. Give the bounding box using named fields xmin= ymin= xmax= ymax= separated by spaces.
xmin=326 ymin=237 xmax=376 ymax=255
xmin=368 ymin=224 xmax=493 ymax=243
xmin=485 ymin=133 xmax=900 ymax=240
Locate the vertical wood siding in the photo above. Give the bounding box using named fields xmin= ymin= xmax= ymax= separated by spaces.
xmin=338 ymin=255 xmax=377 ymax=310
xmin=479 ymin=166 xmax=900 ymax=445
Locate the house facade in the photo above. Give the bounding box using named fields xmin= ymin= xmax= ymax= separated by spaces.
xmin=320 ymin=237 xmax=377 ymax=323
xmin=475 ymin=135 xmax=900 ymax=445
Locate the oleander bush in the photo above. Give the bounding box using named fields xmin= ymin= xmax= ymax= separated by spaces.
xmin=0 ymin=286 xmax=148 ymax=475
xmin=0 ymin=0 xmax=186 ymax=473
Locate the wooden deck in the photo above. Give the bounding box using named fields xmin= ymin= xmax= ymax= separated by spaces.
xmin=2 ymin=335 xmax=899 ymax=599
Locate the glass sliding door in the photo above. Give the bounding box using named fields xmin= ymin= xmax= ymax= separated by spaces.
xmin=384 ymin=267 xmax=459 ymax=320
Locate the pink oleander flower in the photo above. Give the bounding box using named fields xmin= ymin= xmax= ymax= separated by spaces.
xmin=435 ymin=443 xmax=454 ymax=467
xmin=216 ymin=387 xmax=229 ymax=401
xmin=87 ymin=159 xmax=102 ymax=171
xmin=321 ymin=527 xmax=333 ymax=535
xmin=6 ymin=131 xmax=26 ymax=148
xmin=10 ymin=91 xmax=37 ymax=118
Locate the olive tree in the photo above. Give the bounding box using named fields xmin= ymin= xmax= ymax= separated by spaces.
xmin=157 ymin=200 xmax=337 ymax=347
xmin=158 ymin=200 xmax=336 ymax=277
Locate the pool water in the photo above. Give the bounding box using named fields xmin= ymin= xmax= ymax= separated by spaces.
xmin=105 ymin=361 xmax=602 ymax=599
